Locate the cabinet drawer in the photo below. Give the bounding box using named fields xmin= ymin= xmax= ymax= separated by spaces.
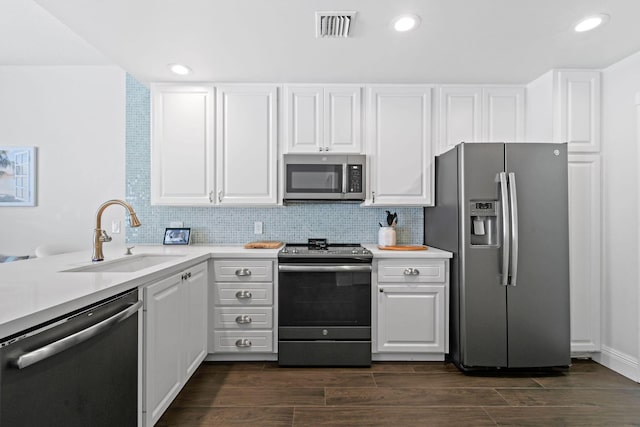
xmin=214 ymin=260 xmax=273 ymax=282
xmin=213 ymin=282 xmax=273 ymax=305
xmin=213 ymin=307 xmax=273 ymax=329
xmin=211 ymin=330 xmax=273 ymax=353
xmin=377 ymin=260 xmax=445 ymax=283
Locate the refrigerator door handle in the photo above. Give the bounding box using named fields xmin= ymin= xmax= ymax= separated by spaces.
xmin=499 ymin=172 xmax=510 ymax=286
xmin=508 ymin=172 xmax=519 ymax=286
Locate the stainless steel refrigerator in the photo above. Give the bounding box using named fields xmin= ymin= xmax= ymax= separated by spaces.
xmin=424 ymin=142 xmax=570 ymax=370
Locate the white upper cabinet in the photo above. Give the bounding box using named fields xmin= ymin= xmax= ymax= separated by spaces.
xmin=151 ymin=84 xmax=215 ymax=205
xmin=151 ymin=84 xmax=278 ymax=206
xmin=285 ymin=85 xmax=362 ymax=153
xmin=216 ymin=85 xmax=278 ymax=205
xmin=555 ymin=71 xmax=601 ymax=152
xmin=483 ymin=87 xmax=525 ymax=142
xmin=367 ymin=85 xmax=433 ymax=206
xmin=438 ymin=86 xmax=525 ymax=154
xmin=438 ymin=87 xmax=482 ymax=152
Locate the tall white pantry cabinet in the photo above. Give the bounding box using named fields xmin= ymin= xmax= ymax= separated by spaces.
xmin=526 ymin=70 xmax=602 ymax=354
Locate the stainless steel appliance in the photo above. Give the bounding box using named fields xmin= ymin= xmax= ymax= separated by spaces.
xmin=283 ymin=154 xmax=365 ymax=202
xmin=0 ymin=289 xmax=141 ymax=426
xmin=278 ymin=239 xmax=372 ymax=366
xmin=424 ymin=142 xmax=570 ymax=370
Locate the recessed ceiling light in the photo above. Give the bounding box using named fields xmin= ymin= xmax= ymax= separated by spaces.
xmin=392 ymin=14 xmax=420 ymax=32
xmin=168 ymin=63 xmax=192 ymax=75
xmin=574 ymin=14 xmax=609 ymax=32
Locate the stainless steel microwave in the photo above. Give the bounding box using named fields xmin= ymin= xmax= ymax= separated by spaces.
xmin=283 ymin=154 xmax=366 ymax=202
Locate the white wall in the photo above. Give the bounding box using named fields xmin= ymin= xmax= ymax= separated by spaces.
xmin=597 ymin=50 xmax=640 ymax=380
xmin=0 ymin=66 xmax=126 ymax=256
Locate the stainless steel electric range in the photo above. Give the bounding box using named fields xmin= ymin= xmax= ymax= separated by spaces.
xmin=277 ymin=239 xmax=373 ymax=367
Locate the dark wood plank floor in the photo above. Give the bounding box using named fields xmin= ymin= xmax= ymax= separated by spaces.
xmin=157 ymin=359 xmax=640 ymax=426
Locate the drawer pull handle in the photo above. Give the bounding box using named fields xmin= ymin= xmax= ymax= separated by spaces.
xmin=235 ymin=268 xmax=252 ymax=277
xmin=235 ymin=339 xmax=252 ymax=348
xmin=235 ymin=315 xmax=252 ymax=324
xmin=235 ymin=290 xmax=252 ymax=299
xmin=403 ymin=268 xmax=420 ymax=276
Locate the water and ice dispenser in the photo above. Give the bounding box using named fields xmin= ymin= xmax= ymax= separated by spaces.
xmin=469 ymin=201 xmax=499 ymax=246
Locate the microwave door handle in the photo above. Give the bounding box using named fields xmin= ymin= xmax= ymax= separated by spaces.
xmin=342 ymin=164 xmax=348 ymax=193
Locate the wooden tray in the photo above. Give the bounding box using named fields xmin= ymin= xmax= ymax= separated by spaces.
xmin=244 ymin=241 xmax=284 ymax=249
xmin=378 ymin=245 xmax=428 ymax=251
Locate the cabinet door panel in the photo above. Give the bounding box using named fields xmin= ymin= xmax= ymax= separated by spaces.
xmin=325 ymin=86 xmax=362 ymax=153
xmin=483 ymin=87 xmax=525 ymax=142
xmin=568 ymin=154 xmax=601 ymax=352
xmin=216 ymin=85 xmax=277 ymax=204
xmin=377 ymin=285 xmax=445 ymax=353
xmin=143 ymin=274 xmax=183 ymax=426
xmin=439 ymin=87 xmax=482 ymax=153
xmin=368 ymin=86 xmax=433 ymax=206
xmin=286 ymin=86 xmax=323 ymax=153
xmin=557 ymin=71 xmax=601 ymax=152
xmin=151 ymin=85 xmax=214 ymax=205
xmin=183 ymin=263 xmax=208 ymax=379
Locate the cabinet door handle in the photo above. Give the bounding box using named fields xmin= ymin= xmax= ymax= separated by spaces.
xmin=404 ymin=268 xmax=420 ymax=276
xmin=235 ymin=315 xmax=252 ymax=324
xmin=235 ymin=339 xmax=252 ymax=348
xmin=218 ymin=190 xmax=223 ymax=202
xmin=235 ymin=268 xmax=252 ymax=277
xmin=235 ymin=290 xmax=252 ymax=299
xmin=209 ymin=191 xmax=214 ymax=203
xmin=379 ymin=288 xmax=384 ymax=293
xmin=372 ymin=191 xmax=376 ymax=204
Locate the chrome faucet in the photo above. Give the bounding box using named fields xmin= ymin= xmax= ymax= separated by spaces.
xmin=92 ymin=199 xmax=142 ymax=262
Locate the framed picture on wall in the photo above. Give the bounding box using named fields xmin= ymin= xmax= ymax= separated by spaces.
xmin=163 ymin=228 xmax=191 ymax=245
xmin=0 ymin=146 xmax=37 ymax=207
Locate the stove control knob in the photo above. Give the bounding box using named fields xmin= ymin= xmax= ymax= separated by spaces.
xmin=362 ymin=249 xmax=370 ymax=254
xmin=292 ymin=248 xmax=299 ymax=254
xmin=352 ymin=249 xmax=359 ymax=254
xmin=282 ymin=248 xmax=289 ymax=253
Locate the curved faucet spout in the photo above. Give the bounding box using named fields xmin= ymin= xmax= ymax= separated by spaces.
xmin=92 ymin=199 xmax=142 ymax=262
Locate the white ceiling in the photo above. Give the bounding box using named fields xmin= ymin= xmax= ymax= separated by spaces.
xmin=7 ymin=0 xmax=640 ymax=84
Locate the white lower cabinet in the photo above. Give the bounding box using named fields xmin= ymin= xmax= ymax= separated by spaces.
xmin=568 ymin=154 xmax=601 ymax=353
xmin=373 ymin=258 xmax=449 ymax=359
xmin=143 ymin=262 xmax=208 ymax=427
xmin=210 ymin=259 xmax=275 ymax=355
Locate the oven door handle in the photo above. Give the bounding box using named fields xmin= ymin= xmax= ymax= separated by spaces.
xmin=278 ymin=264 xmax=372 ymax=273
xmin=9 ymin=300 xmax=142 ymax=370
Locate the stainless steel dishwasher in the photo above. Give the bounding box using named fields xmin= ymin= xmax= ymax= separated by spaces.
xmin=0 ymin=289 xmax=141 ymax=427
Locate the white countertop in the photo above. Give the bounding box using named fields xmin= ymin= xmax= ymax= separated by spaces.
xmin=0 ymin=244 xmax=279 ymax=340
xmin=363 ymin=244 xmax=453 ymax=259
xmin=0 ymin=243 xmax=451 ymax=340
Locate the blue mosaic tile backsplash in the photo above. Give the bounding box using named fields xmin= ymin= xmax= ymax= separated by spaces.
xmin=125 ymin=75 xmax=424 ymax=245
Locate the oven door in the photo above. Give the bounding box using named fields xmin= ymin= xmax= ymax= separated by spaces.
xmin=278 ymin=263 xmax=372 ymax=329
xmin=278 ymin=263 xmax=372 ymax=366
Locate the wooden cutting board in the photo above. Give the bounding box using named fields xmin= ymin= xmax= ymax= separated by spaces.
xmin=378 ymin=245 xmax=428 ymax=251
xmin=244 ymin=241 xmax=284 ymax=249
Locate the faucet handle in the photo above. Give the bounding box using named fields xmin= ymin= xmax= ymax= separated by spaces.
xmin=125 ymin=246 xmax=135 ymax=255
xmin=100 ymin=230 xmax=112 ymax=242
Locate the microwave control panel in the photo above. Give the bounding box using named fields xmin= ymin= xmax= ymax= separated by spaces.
xmin=348 ymin=165 xmax=362 ymax=193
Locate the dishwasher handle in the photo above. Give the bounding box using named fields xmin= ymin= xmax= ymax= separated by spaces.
xmin=9 ymin=300 xmax=142 ymax=370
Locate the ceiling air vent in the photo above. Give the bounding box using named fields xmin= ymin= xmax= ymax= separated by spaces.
xmin=315 ymin=11 xmax=357 ymax=38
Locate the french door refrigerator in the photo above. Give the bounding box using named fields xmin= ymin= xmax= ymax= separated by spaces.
xmin=425 ymin=142 xmax=570 ymax=370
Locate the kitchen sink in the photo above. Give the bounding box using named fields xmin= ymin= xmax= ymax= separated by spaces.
xmin=63 ymin=254 xmax=185 ymax=273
